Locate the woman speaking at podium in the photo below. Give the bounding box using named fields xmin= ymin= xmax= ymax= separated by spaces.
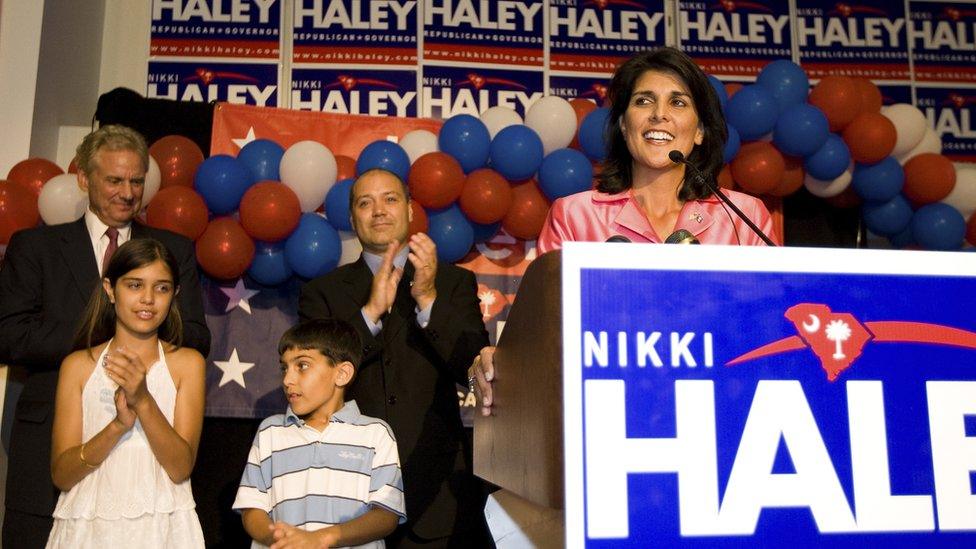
xmin=536 ymin=46 xmax=777 ymax=253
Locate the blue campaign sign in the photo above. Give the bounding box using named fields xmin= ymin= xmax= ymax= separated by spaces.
xmin=796 ymin=0 xmax=910 ymax=80
xmin=150 ymin=0 xmax=280 ymax=59
xmin=548 ymin=74 xmax=608 ymax=103
xmin=909 ymin=1 xmax=976 ymax=84
xmin=293 ymin=0 xmax=418 ymax=65
xmin=915 ymin=85 xmax=976 ymax=163
xmin=291 ymin=67 xmax=418 ymax=117
xmin=549 ymin=0 xmax=666 ymax=75
xmin=147 ymin=60 xmax=279 ymax=106
xmin=423 ymin=0 xmax=544 ymax=67
xmin=420 ymin=64 xmax=543 ymax=119
xmin=561 ymin=243 xmax=976 ymax=547
xmin=677 ymin=0 xmax=792 ymax=79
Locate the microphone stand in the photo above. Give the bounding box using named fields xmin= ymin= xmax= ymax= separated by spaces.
xmin=669 ymin=150 xmax=777 ymax=247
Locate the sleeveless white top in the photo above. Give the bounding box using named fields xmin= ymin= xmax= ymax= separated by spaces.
xmin=47 ymin=341 xmax=204 ymax=548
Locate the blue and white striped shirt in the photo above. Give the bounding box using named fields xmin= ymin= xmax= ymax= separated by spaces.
xmin=233 ymin=400 xmax=406 ymax=548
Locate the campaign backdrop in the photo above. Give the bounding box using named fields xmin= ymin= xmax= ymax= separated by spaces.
xmin=562 ymin=243 xmax=976 ymax=546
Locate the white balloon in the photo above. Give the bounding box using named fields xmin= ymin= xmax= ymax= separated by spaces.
xmin=895 ymin=127 xmax=942 ymax=165
xmin=480 ymin=106 xmax=522 ymax=140
xmin=399 ymin=130 xmax=439 ymax=165
xmin=142 ymin=156 xmax=162 ymax=208
xmin=804 ymin=166 xmax=853 ymax=198
xmin=943 ymin=167 xmax=976 ymax=222
xmin=338 ymin=230 xmax=363 ymax=267
xmin=524 ymin=96 xmax=577 ymax=156
xmin=882 ymin=103 xmax=928 ymax=157
xmin=38 ymin=174 xmax=88 ymax=225
xmin=280 ymin=140 xmax=338 ymax=212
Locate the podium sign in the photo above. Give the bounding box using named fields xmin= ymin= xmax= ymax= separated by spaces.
xmin=561 ymin=243 xmax=976 ymax=547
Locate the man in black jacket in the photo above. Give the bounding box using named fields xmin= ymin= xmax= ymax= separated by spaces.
xmin=0 ymin=125 xmax=210 ymax=548
xmin=299 ymin=168 xmax=490 ymax=547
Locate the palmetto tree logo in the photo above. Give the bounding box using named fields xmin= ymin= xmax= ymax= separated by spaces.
xmin=824 ymin=319 xmax=852 ymax=360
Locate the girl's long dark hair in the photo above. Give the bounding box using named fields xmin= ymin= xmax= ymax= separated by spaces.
xmin=74 ymin=238 xmax=183 ymax=357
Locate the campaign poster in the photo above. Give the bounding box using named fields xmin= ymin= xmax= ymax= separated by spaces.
xmin=562 ymin=243 xmax=976 ymax=547
xmin=292 ymin=0 xmax=418 ymax=65
xmin=150 ymin=0 xmax=280 ymax=59
xmin=548 ymin=74 xmax=610 ymax=104
xmin=915 ymin=84 xmax=976 ymax=163
xmin=423 ymin=0 xmax=545 ymax=67
xmin=147 ymin=60 xmax=279 ymax=106
xmin=795 ymin=0 xmax=910 ymax=80
xmin=549 ymin=0 xmax=667 ymax=75
xmin=909 ymin=1 xmax=976 ymax=83
xmin=420 ymin=64 xmax=544 ymax=119
xmin=676 ymin=0 xmax=793 ymax=79
xmin=291 ymin=66 xmax=419 ymax=117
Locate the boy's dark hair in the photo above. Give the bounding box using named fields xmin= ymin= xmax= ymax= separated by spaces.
xmin=278 ymin=319 xmax=363 ymax=369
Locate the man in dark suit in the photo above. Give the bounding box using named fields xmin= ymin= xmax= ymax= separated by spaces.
xmin=0 ymin=124 xmax=210 ymax=548
xmin=299 ymin=168 xmax=490 ymax=547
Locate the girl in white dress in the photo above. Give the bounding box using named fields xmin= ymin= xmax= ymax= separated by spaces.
xmin=47 ymin=238 xmax=206 ymax=548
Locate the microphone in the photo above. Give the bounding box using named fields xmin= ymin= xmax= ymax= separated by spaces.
xmin=665 ymin=229 xmax=700 ymax=245
xmin=668 ymin=150 xmax=777 ymax=246
xmin=605 ymin=235 xmax=631 ymax=243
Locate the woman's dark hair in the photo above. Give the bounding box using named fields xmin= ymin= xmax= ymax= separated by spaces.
xmin=74 ymin=238 xmax=183 ymax=355
xmin=598 ymin=47 xmax=727 ymax=200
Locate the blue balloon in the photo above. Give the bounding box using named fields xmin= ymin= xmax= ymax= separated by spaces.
xmin=284 ymin=213 xmax=342 ymax=279
xmin=757 ymin=59 xmax=810 ymax=112
xmin=911 ymin=202 xmax=966 ymax=251
xmin=707 ymin=74 xmax=728 ymax=112
xmin=427 ymin=204 xmax=475 ymax=263
xmin=237 ymin=138 xmax=284 ymax=182
xmin=804 ymin=134 xmax=851 ymax=181
xmin=471 ymin=220 xmax=501 ymax=243
xmin=862 ymin=194 xmax=913 ymax=236
xmin=194 ymin=154 xmax=254 ymax=215
xmin=773 ymin=104 xmax=829 ymax=157
xmin=356 ymin=140 xmax=411 ymax=182
xmin=324 ymin=177 xmax=355 ymax=231
xmin=438 ymin=114 xmax=490 ymax=173
xmin=579 ymin=107 xmax=610 ymax=161
xmin=248 ymin=241 xmax=293 ymax=286
xmin=489 ymin=125 xmax=544 ymax=181
xmin=538 ymin=149 xmax=594 ymax=201
xmin=725 ymin=84 xmax=779 ymax=141
xmin=888 ymin=225 xmax=916 ymax=249
xmin=851 ymin=157 xmax=904 ymax=202
xmin=723 ymin=123 xmax=741 ymax=164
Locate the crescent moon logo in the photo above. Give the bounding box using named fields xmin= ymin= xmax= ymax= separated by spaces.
xmin=802 ymin=314 xmax=820 ymax=333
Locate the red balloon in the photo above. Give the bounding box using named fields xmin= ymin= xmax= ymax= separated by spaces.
xmin=335 ymin=155 xmax=356 ymax=181
xmin=146 ymin=186 xmax=209 ymax=241
xmin=459 ymin=169 xmax=513 ymax=224
xmin=967 ymin=211 xmax=976 ymax=246
xmin=195 ymin=218 xmax=255 ymax=280
xmin=149 ymin=135 xmax=204 ymax=188
xmin=7 ymin=158 xmax=63 ymax=196
xmin=842 ymin=112 xmax=896 ymax=164
xmin=67 ymin=157 xmax=79 ymax=174
xmin=408 ymin=152 xmax=465 ymax=209
xmin=768 ymin=155 xmax=805 ymax=197
xmin=239 ymin=181 xmax=302 ymax=242
xmin=730 ymin=142 xmax=786 ymax=195
xmin=569 ymin=98 xmax=598 ymax=149
xmin=717 ymin=165 xmax=736 ymax=190
xmin=0 ymin=180 xmax=40 ymax=244
xmin=502 ymin=180 xmax=550 ymax=240
xmin=902 ymin=153 xmax=956 ymax=205
xmin=409 ymin=200 xmax=428 ymax=236
xmin=809 ymin=76 xmax=860 ymax=132
xmin=852 ymin=77 xmax=883 ymax=114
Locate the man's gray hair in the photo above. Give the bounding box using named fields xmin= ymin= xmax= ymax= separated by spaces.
xmin=75 ymin=124 xmax=149 ymax=176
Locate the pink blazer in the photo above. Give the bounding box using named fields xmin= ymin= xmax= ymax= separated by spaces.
xmin=537 ymin=189 xmax=779 ymax=254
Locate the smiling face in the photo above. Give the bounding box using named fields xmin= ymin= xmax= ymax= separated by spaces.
xmin=280 ymin=347 xmax=352 ymax=427
xmin=103 ymin=259 xmax=177 ymax=338
xmin=349 ymin=170 xmax=413 ymax=254
xmin=79 ymin=148 xmax=146 ymax=228
xmin=621 ymin=69 xmax=704 ymax=177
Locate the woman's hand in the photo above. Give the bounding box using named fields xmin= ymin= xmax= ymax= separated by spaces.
xmin=103 ymin=346 xmax=150 ymax=408
xmin=112 ymin=387 xmax=136 ymax=430
xmin=469 ymin=346 xmax=496 ymax=417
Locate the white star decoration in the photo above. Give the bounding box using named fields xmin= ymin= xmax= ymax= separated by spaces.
xmin=232 ymin=127 xmax=257 ymax=149
xmin=214 ymin=349 xmax=255 ymax=389
xmin=221 ymin=279 xmax=260 ymax=314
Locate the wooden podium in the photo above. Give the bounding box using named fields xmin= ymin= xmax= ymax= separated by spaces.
xmin=473 ymin=250 xmax=564 ymax=510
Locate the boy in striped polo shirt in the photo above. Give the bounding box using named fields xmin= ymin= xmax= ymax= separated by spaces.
xmin=234 ymin=319 xmax=406 ymax=548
